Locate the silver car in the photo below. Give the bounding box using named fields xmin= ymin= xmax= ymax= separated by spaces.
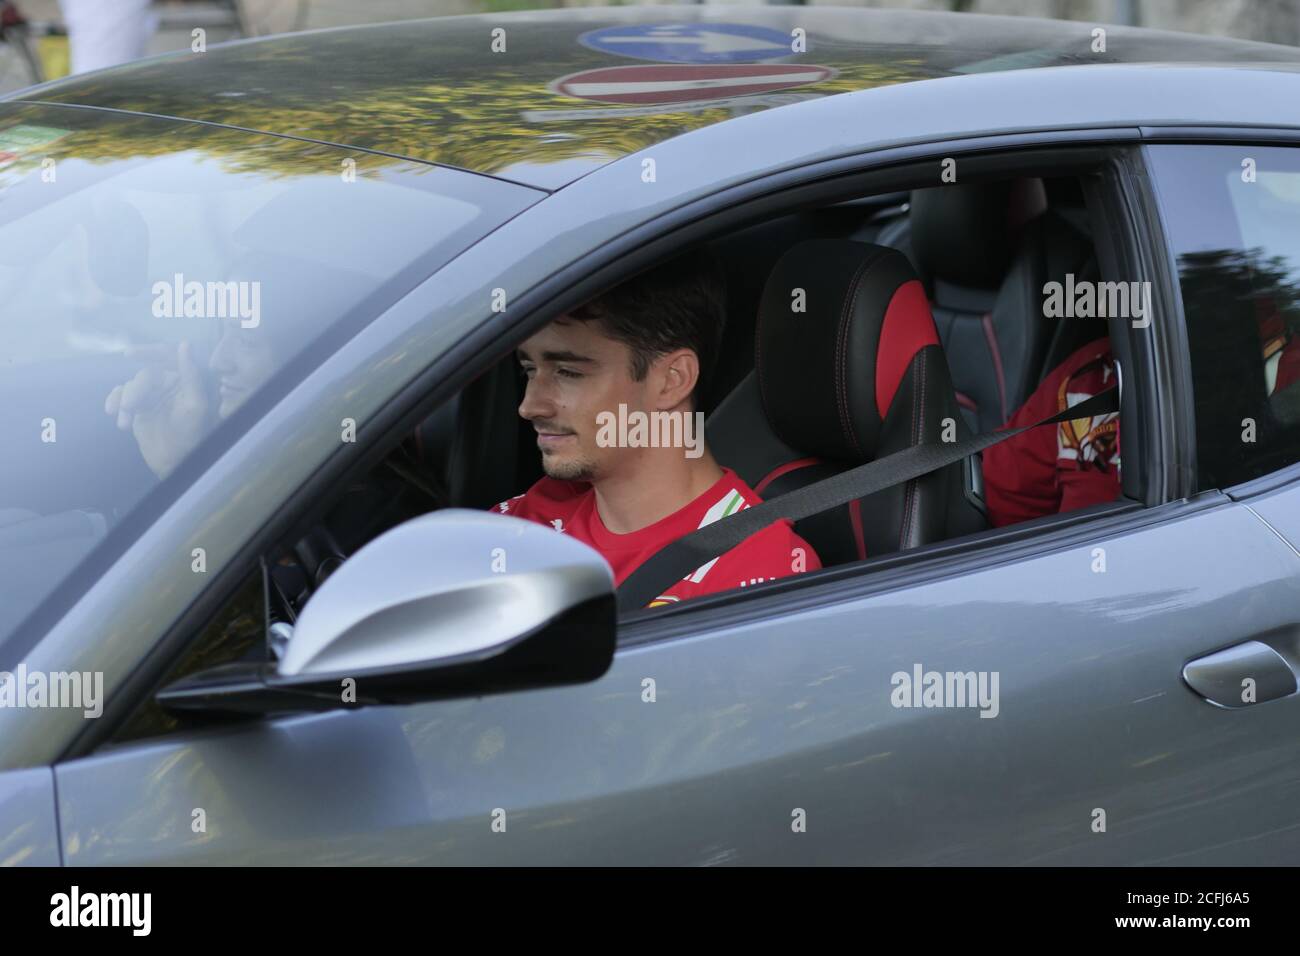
xmin=3 ymin=6 xmax=1300 ymax=865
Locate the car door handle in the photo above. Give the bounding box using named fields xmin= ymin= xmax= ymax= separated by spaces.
xmin=1183 ymin=640 xmax=1298 ymax=709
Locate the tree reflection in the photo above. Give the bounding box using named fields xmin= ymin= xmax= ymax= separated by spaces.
xmin=1177 ymin=246 xmax=1300 ymax=483
xmin=15 ymin=19 xmax=929 ymax=176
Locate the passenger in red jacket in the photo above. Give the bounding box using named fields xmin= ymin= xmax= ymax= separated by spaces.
xmin=984 ymin=323 xmax=1300 ymax=527
xmin=982 ymin=338 xmax=1121 ymax=528
xmin=493 ymin=252 xmax=821 ymax=607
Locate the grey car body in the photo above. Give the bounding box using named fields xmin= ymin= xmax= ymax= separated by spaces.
xmin=3 ymin=6 xmax=1300 ymax=865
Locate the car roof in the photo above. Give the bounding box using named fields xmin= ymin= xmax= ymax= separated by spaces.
xmin=11 ymin=4 xmax=1300 ymax=189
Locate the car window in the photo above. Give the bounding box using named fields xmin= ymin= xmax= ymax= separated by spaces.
xmin=1146 ymin=143 xmax=1300 ymax=489
xmin=0 ymin=103 xmax=542 ymax=655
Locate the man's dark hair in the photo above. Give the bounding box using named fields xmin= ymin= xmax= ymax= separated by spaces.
xmin=567 ymin=249 xmax=726 ymax=408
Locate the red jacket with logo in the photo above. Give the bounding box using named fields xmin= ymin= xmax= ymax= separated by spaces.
xmin=982 ymin=322 xmax=1300 ymax=527
xmin=492 ymin=468 xmax=821 ymax=607
xmin=981 ymin=338 xmax=1121 ymax=528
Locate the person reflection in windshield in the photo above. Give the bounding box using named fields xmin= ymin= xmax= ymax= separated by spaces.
xmin=103 ymin=316 xmax=275 ymax=478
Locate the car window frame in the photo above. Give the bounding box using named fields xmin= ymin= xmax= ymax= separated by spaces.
xmin=61 ymin=132 xmax=1188 ymax=760
xmin=451 ymin=138 xmax=1181 ymax=632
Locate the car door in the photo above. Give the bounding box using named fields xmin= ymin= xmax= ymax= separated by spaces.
xmin=45 ymin=496 xmax=1300 ymax=865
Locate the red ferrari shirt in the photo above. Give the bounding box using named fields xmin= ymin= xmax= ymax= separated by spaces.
xmin=492 ymin=468 xmax=821 ymax=607
xmin=982 ymin=338 xmax=1121 ymax=528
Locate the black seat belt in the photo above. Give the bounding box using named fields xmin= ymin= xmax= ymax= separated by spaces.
xmin=617 ymin=387 xmax=1120 ymax=611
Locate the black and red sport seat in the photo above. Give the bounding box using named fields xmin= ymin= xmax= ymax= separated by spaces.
xmin=871 ymin=178 xmax=1099 ymax=433
xmin=706 ymin=239 xmax=987 ymax=566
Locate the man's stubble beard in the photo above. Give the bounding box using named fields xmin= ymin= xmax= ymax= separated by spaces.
xmin=541 ymin=450 xmax=600 ymax=483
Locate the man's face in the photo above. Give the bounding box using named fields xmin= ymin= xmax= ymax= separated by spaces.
xmin=209 ymin=317 xmax=275 ymax=419
xmin=517 ymin=318 xmax=652 ymax=483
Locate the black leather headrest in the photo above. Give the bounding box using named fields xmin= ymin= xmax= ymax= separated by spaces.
xmin=755 ymin=240 xmax=939 ymax=462
xmin=909 ymin=179 xmax=1046 ymax=289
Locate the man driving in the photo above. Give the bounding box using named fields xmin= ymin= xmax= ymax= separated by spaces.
xmin=493 ymin=252 xmax=821 ymax=607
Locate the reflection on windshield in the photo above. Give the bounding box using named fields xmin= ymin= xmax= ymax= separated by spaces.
xmin=28 ymin=11 xmax=1300 ymax=184
xmin=103 ymin=321 xmax=273 ymax=479
xmin=0 ymin=105 xmax=536 ymax=652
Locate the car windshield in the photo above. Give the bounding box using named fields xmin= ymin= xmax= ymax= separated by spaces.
xmin=0 ymin=104 xmax=541 ymax=652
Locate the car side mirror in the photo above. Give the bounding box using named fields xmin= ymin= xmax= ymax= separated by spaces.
xmin=156 ymin=510 xmax=615 ymax=718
